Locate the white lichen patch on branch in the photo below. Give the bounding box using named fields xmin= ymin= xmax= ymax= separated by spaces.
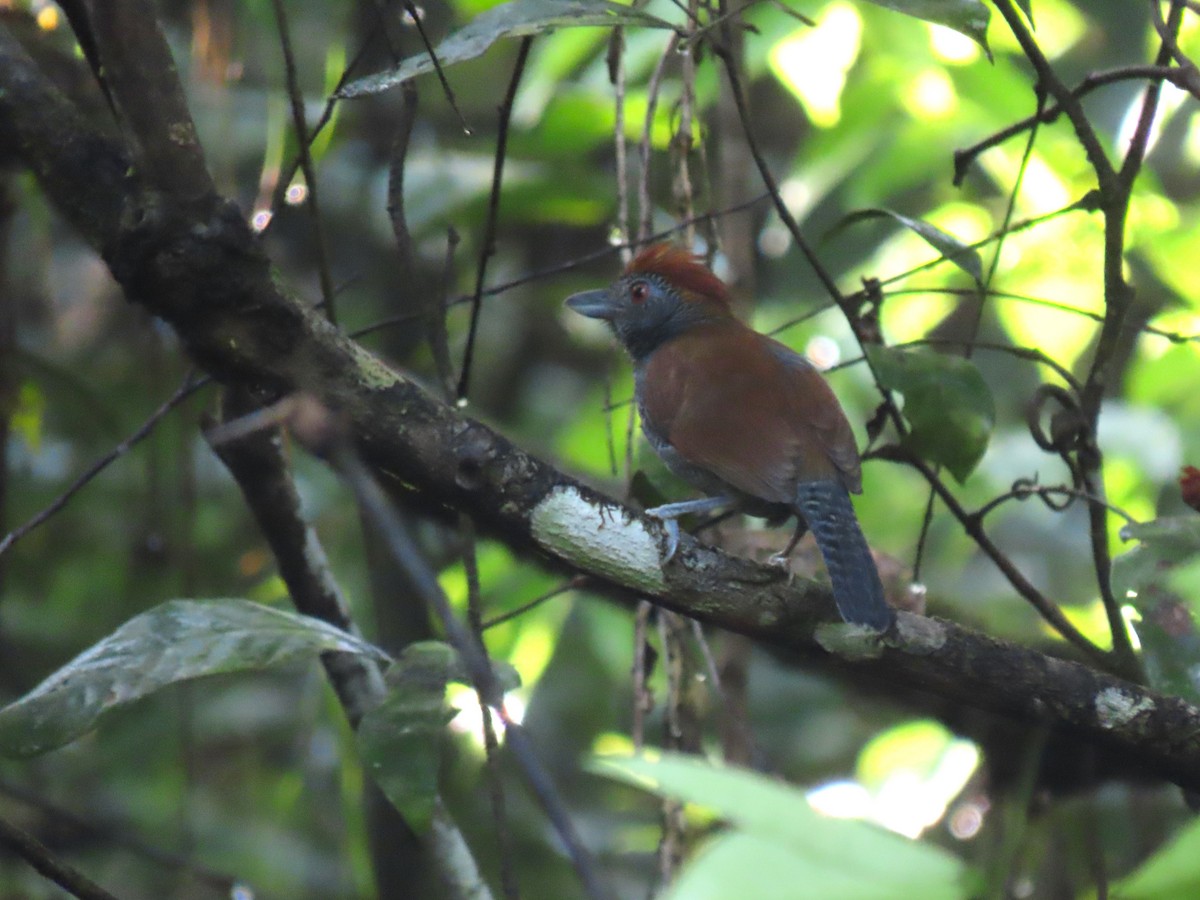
xmin=1095 ymin=686 xmax=1155 ymax=729
xmin=531 ymin=486 xmax=666 ymax=593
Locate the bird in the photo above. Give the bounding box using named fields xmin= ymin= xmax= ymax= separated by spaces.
xmin=565 ymin=243 xmax=894 ymax=631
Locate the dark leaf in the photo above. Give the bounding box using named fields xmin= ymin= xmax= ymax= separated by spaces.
xmin=868 ymin=346 xmax=995 ymax=483
xmin=357 ymin=643 xmax=460 ymax=833
xmin=338 ymin=0 xmax=675 ymax=98
xmin=0 ymin=599 xmax=387 ymax=757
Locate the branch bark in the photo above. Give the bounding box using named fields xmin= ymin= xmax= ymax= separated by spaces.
xmin=3 ymin=23 xmax=1200 ymax=793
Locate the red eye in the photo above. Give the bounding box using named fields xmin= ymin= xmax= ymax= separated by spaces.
xmin=630 ymin=281 xmax=649 ymax=304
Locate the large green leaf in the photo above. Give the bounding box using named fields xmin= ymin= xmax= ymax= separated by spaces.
xmin=338 ymin=0 xmax=674 ymax=98
xmin=832 ymin=208 xmax=983 ymax=284
xmin=357 ymin=643 xmax=461 ymax=833
xmin=592 ymin=753 xmax=968 ymax=899
xmin=859 ymin=0 xmax=990 ymax=54
xmin=867 ymin=346 xmax=995 ymax=483
xmin=0 ymin=599 xmax=387 ymax=757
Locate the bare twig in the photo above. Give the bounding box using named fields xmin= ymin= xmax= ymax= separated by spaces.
xmin=331 ymin=446 xmax=611 ymax=900
xmin=872 ymin=444 xmax=1111 ymax=669
xmin=0 ymin=778 xmax=239 ymax=893
xmin=482 ymin=576 xmax=588 ymax=630
xmin=0 ymin=375 xmax=205 ymax=560
xmin=269 ymin=0 xmax=337 ymax=324
xmin=457 ymin=37 xmax=534 ymax=401
xmin=973 ymin=481 xmax=1138 ymax=526
xmin=989 ymin=0 xmax=1116 ymax=191
xmin=461 ymin=514 xmax=521 ymax=900
xmin=953 ymin=65 xmax=1193 ymax=184
xmin=609 ymin=27 xmax=632 ymax=264
xmin=386 ymin=81 xmax=455 ymax=399
xmin=0 ymin=815 xmax=119 ymax=900
xmin=638 ymin=32 xmax=681 ymax=242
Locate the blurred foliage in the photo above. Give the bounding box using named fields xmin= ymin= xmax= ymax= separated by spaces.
xmin=0 ymin=0 xmax=1198 ymax=897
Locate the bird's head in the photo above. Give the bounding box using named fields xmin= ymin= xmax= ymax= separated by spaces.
xmin=566 ymin=243 xmax=732 ymax=360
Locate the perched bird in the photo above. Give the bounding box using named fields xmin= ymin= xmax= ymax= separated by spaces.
xmin=566 ymin=243 xmax=893 ymax=630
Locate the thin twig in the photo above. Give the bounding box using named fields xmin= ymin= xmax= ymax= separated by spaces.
xmin=400 ymin=0 xmax=471 ymax=133
xmin=973 ymin=481 xmax=1138 ymax=526
xmin=331 ymin=446 xmax=611 ymax=900
xmin=609 ymin=27 xmax=632 ymax=264
xmin=632 ymin=601 xmax=654 ymax=753
xmin=0 ymin=374 xmax=205 ymax=559
xmin=466 ymin=192 xmax=771 ymax=302
xmin=953 ymin=64 xmax=1192 ymax=184
xmin=264 ymin=39 xmax=375 ymax=231
xmin=872 ymin=445 xmax=1111 ymax=669
xmin=989 ymin=0 xmax=1116 ymax=191
xmin=1149 ymin=0 xmax=1200 ymax=96
xmin=0 ymin=777 xmax=238 ymax=893
xmin=638 ymin=32 xmax=681 ymax=241
xmin=460 ymin=514 xmax=521 ymax=900
xmin=0 ymin=815 xmax=119 ymax=900
xmin=270 ymin=0 xmax=338 ymax=324
xmin=883 ymin=286 xmax=1198 ymax=345
xmin=482 ymin=577 xmax=588 ymax=630
xmin=457 ymin=37 xmax=534 ymax=401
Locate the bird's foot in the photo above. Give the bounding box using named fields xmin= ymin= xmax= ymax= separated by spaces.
xmin=766 ymin=551 xmax=795 ymax=583
xmin=656 ymin=518 xmax=681 ymax=563
xmin=644 ymin=496 xmax=733 ymax=564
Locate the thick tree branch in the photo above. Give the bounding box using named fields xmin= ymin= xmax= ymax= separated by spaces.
xmin=3 ymin=24 xmax=1200 ymax=793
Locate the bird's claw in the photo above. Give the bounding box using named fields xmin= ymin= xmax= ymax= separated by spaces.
xmin=766 ymin=551 xmax=795 ymax=583
xmin=648 ymin=514 xmax=680 ymax=563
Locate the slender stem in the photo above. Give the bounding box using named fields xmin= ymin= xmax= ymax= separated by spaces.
xmin=457 ymin=37 xmax=534 ymax=401
xmin=335 ymin=448 xmax=612 ymax=900
xmin=0 ymin=375 xmax=205 ymax=559
xmin=0 ymin=815 xmax=119 ymax=900
xmin=270 ymin=0 xmax=337 ymax=324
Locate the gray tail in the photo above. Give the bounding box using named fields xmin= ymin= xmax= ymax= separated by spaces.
xmin=795 ymin=482 xmax=894 ymax=630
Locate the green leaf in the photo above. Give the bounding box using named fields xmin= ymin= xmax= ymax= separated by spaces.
xmin=357 ymin=643 xmax=460 ymax=833
xmin=1113 ymin=815 xmax=1200 ymax=899
xmin=0 ymin=599 xmax=388 ymax=757
xmin=338 ymin=0 xmax=675 ymax=98
xmin=591 ymin=753 xmax=967 ymax=899
xmin=867 ymin=346 xmax=995 ymax=483
xmin=859 ymin=0 xmax=990 ymax=56
xmin=832 ymin=208 xmax=983 ymax=284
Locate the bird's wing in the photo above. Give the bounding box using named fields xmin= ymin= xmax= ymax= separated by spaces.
xmin=640 ymin=322 xmax=861 ymax=504
xmin=767 ymin=337 xmax=863 ymax=493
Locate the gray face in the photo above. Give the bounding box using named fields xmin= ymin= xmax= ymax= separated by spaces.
xmin=565 ymin=274 xmax=704 ymax=361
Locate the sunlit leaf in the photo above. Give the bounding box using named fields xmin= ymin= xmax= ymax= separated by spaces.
xmin=592 ymin=753 xmax=969 ymax=899
xmin=0 ymin=599 xmax=388 ymax=757
xmin=338 ymin=0 xmax=675 ymax=98
xmin=859 ymin=0 xmax=989 ymax=55
xmin=357 ymin=642 xmax=460 ymax=833
xmin=832 ymin=208 xmax=983 ymax=284
xmin=867 ymin=346 xmax=995 ymax=482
